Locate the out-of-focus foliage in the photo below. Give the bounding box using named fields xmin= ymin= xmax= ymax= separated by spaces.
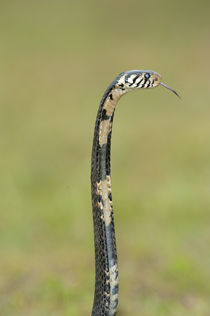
xmin=0 ymin=1 xmax=210 ymax=315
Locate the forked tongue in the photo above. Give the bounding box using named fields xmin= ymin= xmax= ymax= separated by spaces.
xmin=160 ymin=82 xmax=181 ymax=99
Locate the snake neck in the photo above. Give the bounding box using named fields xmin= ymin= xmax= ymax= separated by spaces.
xmin=91 ymin=82 xmax=126 ymax=316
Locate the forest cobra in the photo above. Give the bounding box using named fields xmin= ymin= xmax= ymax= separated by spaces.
xmin=91 ymin=70 xmax=180 ymax=315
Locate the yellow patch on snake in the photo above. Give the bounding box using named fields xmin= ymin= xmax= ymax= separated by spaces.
xmin=103 ymin=87 xmax=126 ymax=116
xmin=102 ymin=175 xmax=113 ymax=226
xmin=103 ymin=98 xmax=116 ymax=117
xmin=110 ymin=263 xmax=119 ymax=312
xmin=96 ymin=176 xmax=113 ymax=226
xmin=99 ymin=85 xmax=128 ymax=146
xmin=99 ymin=120 xmax=112 ymax=146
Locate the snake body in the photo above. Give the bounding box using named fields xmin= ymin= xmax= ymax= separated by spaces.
xmin=91 ymin=70 xmax=178 ymax=316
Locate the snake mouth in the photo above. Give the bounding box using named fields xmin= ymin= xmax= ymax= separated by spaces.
xmin=160 ymin=82 xmax=181 ymax=99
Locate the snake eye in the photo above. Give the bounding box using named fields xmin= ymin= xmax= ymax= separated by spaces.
xmin=144 ymin=73 xmax=150 ymax=79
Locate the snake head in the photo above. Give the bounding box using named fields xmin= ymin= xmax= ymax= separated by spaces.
xmin=116 ymin=70 xmax=162 ymax=90
xmin=116 ymin=70 xmax=180 ymax=98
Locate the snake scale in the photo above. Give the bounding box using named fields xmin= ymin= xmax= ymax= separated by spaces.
xmin=91 ymin=70 xmax=179 ymax=316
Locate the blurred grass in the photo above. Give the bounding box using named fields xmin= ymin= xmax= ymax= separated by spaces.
xmin=0 ymin=0 xmax=210 ymax=315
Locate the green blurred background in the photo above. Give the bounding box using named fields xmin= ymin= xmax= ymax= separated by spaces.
xmin=0 ymin=1 xmax=210 ymax=315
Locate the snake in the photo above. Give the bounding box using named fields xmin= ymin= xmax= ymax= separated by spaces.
xmin=91 ymin=70 xmax=179 ymax=316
